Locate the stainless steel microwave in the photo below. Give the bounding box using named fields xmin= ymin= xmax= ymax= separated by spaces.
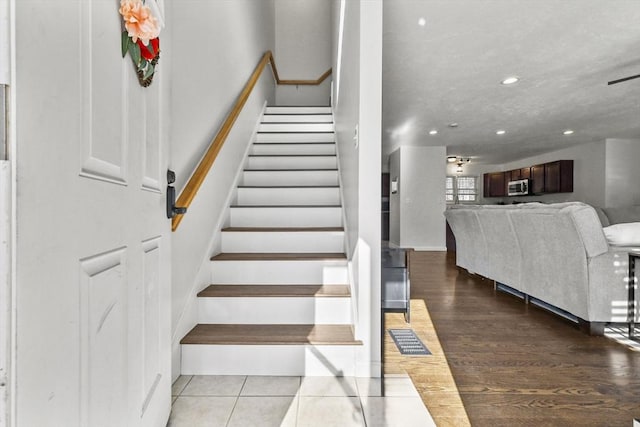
xmin=508 ymin=179 xmax=530 ymax=196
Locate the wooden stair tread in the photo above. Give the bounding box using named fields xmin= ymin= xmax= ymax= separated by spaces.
xmin=260 ymin=122 xmax=334 ymax=125
xmin=221 ymin=227 xmax=344 ymax=232
xmin=198 ymin=284 xmax=350 ymax=298
xmin=248 ymin=154 xmax=335 ymax=157
xmin=211 ymin=252 xmax=347 ymax=261
xmin=253 ymin=142 xmax=335 ymax=145
xmin=257 ymin=131 xmax=335 ymax=134
xmin=230 ymin=205 xmax=341 ymax=208
xmin=237 ymin=185 xmax=339 ymax=189
xmin=180 ymin=324 xmax=362 ymax=346
xmin=244 ymin=168 xmax=338 ymax=171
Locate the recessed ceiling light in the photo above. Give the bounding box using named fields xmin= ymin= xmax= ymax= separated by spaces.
xmin=496 ymin=130 xmax=506 ymax=135
xmin=563 ymin=129 xmax=574 ymax=135
xmin=501 ymin=77 xmax=519 ymax=85
xmin=429 ymin=129 xmax=438 ymax=135
xmin=418 ymin=18 xmax=426 ymax=26
xmin=448 ymin=123 xmax=459 ymax=128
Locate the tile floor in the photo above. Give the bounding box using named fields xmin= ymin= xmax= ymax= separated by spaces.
xmin=168 ymin=374 xmax=436 ymax=427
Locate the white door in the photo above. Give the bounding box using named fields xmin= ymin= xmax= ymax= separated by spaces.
xmin=14 ymin=1 xmax=171 ymax=426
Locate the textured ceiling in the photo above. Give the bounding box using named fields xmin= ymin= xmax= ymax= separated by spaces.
xmin=382 ymin=0 xmax=640 ymax=164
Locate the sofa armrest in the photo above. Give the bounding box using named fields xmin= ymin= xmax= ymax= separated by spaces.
xmin=564 ymin=205 xmax=609 ymax=258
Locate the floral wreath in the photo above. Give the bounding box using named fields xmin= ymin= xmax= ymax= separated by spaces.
xmin=119 ymin=0 xmax=163 ymax=87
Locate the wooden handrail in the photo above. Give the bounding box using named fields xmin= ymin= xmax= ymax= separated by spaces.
xmin=172 ymin=51 xmax=332 ymax=231
xmin=270 ymin=57 xmax=333 ymax=85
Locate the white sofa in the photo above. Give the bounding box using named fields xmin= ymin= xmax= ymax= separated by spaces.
xmin=444 ymin=202 xmax=640 ymax=334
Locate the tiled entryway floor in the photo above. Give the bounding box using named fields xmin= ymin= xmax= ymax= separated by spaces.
xmin=168 ymin=374 xmax=436 ymax=427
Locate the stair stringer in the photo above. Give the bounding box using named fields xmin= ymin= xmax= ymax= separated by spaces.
xmin=331 ymin=106 xmax=380 ymax=378
xmin=331 ymin=115 xmax=360 ymax=355
xmin=171 ymin=101 xmax=268 ymax=382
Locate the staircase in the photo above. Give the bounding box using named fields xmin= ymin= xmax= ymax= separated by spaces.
xmin=180 ymin=106 xmax=362 ymax=376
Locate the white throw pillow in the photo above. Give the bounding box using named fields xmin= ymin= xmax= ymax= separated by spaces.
xmin=602 ymin=222 xmax=640 ymax=246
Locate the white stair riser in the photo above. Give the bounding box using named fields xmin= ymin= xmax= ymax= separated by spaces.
xmin=265 ymin=106 xmax=332 ymax=114
xmin=259 ymin=123 xmax=334 ymax=133
xmin=236 ymin=187 xmax=340 ymax=206
xmin=251 ymin=143 xmax=336 ymax=156
xmin=246 ymin=156 xmax=336 ymax=170
xmin=221 ymin=231 xmax=344 ymax=253
xmin=262 ymin=114 xmax=333 ymax=123
xmin=230 ymin=207 xmax=342 ymax=227
xmin=242 ymin=170 xmax=338 ymax=186
xmin=182 ymin=345 xmax=357 ymax=376
xmin=197 ymin=297 xmax=352 ymax=324
xmin=211 ymin=260 xmax=348 ymax=284
xmin=255 ymin=132 xmax=334 ymax=143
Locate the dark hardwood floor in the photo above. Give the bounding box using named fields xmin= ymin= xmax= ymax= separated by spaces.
xmin=387 ymin=251 xmax=640 ymax=427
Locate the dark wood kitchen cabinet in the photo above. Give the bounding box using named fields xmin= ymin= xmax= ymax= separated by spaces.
xmin=531 ymin=164 xmax=545 ymax=194
xmin=484 ymin=160 xmax=573 ymax=197
xmin=544 ymin=160 xmax=573 ymax=193
xmin=508 ymin=167 xmax=531 ymax=181
xmin=483 ymin=172 xmax=506 ymax=197
xmin=507 ymin=168 xmax=531 ymax=181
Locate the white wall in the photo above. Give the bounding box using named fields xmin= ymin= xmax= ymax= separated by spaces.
xmin=332 ymin=0 xmax=382 ymax=377
xmin=0 ymin=162 xmax=9 ymax=427
xmin=169 ymin=0 xmax=275 ymax=380
xmin=275 ymin=0 xmax=331 ymax=106
xmin=356 ymin=0 xmax=382 ymax=377
xmin=0 ymin=0 xmax=8 ymax=85
xmin=390 ymin=147 xmax=447 ymax=250
xmin=0 ymin=0 xmax=8 ymax=162
xmin=1 ymin=1 xmax=12 ymax=423
xmin=333 ymin=0 xmax=359 ymax=255
xmin=605 ymin=138 xmax=640 ymax=207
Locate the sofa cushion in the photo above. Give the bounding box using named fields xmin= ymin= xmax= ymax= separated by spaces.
xmin=602 ymin=205 xmax=640 ymax=225
xmin=602 ymin=222 xmax=640 ymax=247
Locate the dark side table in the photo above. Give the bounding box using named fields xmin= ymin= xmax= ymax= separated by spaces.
xmin=629 ymin=251 xmax=640 ymax=340
xmin=382 ymin=247 xmax=411 ymax=323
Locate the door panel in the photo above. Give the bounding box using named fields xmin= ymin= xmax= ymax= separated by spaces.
xmin=141 ymin=237 xmax=163 ymax=419
xmin=15 ymin=1 xmax=171 ymax=425
xmin=79 ymin=0 xmax=128 ymax=185
xmin=79 ymin=248 xmax=128 ymax=427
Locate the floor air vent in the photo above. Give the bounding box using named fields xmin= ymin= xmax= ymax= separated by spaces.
xmin=388 ymin=329 xmax=431 ymax=356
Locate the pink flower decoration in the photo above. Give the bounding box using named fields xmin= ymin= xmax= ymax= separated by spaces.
xmin=119 ymin=0 xmax=160 ymax=46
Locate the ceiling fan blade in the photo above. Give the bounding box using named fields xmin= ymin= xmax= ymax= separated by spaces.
xmin=608 ymin=73 xmax=640 ymax=85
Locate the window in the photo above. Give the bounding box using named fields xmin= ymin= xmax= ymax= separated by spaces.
xmin=446 ymin=176 xmax=478 ymax=203
xmin=445 ymin=176 xmax=455 ymax=202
